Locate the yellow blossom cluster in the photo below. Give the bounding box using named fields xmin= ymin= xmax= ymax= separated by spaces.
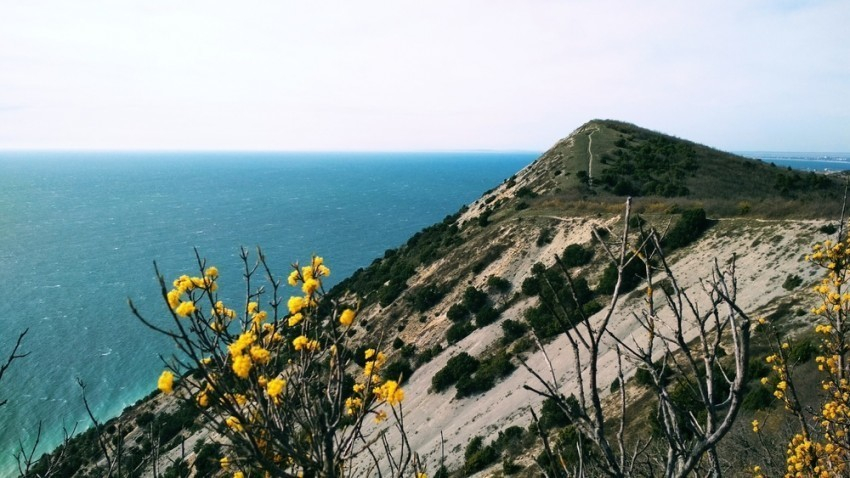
xmin=374 ymin=380 xmax=405 ymax=406
xmin=752 ymin=238 xmax=850 ymax=477
xmin=157 ymin=370 xmax=174 ymax=394
xmin=152 ymin=255 xmax=420 ymax=477
xmin=166 ymin=267 xmax=220 ymax=317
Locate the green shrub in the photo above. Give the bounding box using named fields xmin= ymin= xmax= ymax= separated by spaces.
xmin=524 ymin=306 xmax=561 ymax=339
xmin=193 ymin=442 xmax=223 ymax=477
xmin=463 ymin=437 xmax=499 ymax=475
xmin=383 ymin=359 xmax=413 ymax=384
xmin=539 ymin=396 xmax=577 ymax=430
xmin=597 ymin=259 xmax=645 ymax=295
xmin=410 ymin=284 xmax=446 ymax=312
xmin=378 ymin=279 xmax=407 ymax=307
xmin=400 ymin=343 xmax=416 ymax=359
xmin=500 ymin=319 xmax=528 ymax=344
xmin=663 ymin=208 xmax=711 ymax=250
xmin=789 ymin=338 xmax=818 ymax=363
xmin=820 ymin=223 xmax=838 ymax=235
xmin=562 ymin=244 xmax=594 ymax=267
xmin=478 ymin=209 xmax=492 ymax=227
xmin=634 ymin=367 xmax=654 ymax=387
xmin=432 ymin=352 xmax=480 ymax=392
xmin=742 ymin=385 xmax=773 ymax=411
xmin=446 ymin=321 xmax=475 ymax=344
xmin=748 ymin=357 xmax=771 ymax=379
xmin=782 ymin=274 xmax=803 ymax=291
xmin=475 ymin=306 xmax=500 ymax=327
xmin=463 ymin=286 xmax=489 ymax=313
xmin=521 ymin=276 xmax=540 ymax=296
xmin=446 ymin=303 xmax=469 ymax=322
xmin=536 ymin=228 xmax=554 ymax=247
xmin=416 ymin=345 xmax=442 ymax=366
xmin=487 ymin=275 xmax=512 ymax=293
xmin=135 ymin=411 xmax=155 ymax=428
xmin=502 ymin=458 xmax=522 ymax=475
xmin=516 ymin=186 xmax=537 ymax=198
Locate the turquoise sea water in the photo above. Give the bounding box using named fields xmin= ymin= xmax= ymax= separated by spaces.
xmin=0 ymin=152 xmax=536 ymax=472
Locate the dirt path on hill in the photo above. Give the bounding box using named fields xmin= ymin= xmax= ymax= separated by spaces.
xmin=587 ymin=127 xmax=598 ymax=186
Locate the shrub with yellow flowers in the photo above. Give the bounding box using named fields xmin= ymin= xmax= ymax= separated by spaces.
xmin=751 ymin=236 xmax=850 ymax=477
xmin=131 ymin=248 xmax=426 ymax=477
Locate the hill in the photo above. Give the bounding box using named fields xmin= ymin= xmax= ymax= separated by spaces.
xmin=21 ymin=120 xmax=848 ymax=477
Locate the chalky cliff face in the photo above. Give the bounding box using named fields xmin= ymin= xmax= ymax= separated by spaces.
xmin=47 ymin=120 xmax=848 ymax=477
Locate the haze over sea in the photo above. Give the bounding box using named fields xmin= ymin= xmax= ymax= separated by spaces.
xmin=0 ymin=150 xmax=847 ymax=471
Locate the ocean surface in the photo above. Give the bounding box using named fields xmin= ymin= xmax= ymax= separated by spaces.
xmin=738 ymin=151 xmax=850 ymax=172
xmin=0 ymin=150 xmax=846 ymax=472
xmin=0 ymin=151 xmax=536 ymax=472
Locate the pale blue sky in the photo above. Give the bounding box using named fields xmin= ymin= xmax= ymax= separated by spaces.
xmin=0 ymin=1 xmax=848 ymax=152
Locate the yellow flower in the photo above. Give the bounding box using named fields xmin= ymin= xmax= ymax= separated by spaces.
xmin=158 ymin=370 xmax=174 ymax=394
xmin=288 ymin=270 xmax=300 ymax=286
xmin=205 ymin=266 xmax=218 ymax=278
xmin=374 ymin=410 xmax=387 ymax=423
xmin=267 ymin=378 xmax=286 ymax=398
xmin=293 ymin=335 xmax=309 ymax=351
xmin=252 ymin=310 xmax=268 ymax=324
xmin=302 ymin=278 xmax=320 ymax=295
xmin=339 ymin=309 xmax=356 ymax=327
xmin=288 ymin=313 xmax=304 ymax=327
xmin=250 ymin=346 xmax=271 ymax=365
xmin=175 ymin=301 xmax=196 ymax=317
xmin=374 ymin=380 xmax=404 ymax=406
xmin=232 ymin=354 xmax=253 ymax=379
xmin=417 ymin=473 xmax=427 ymax=478
xmin=288 ymin=296 xmax=306 ymax=314
xmin=166 ymin=289 xmax=181 ymax=309
xmin=220 ymin=457 xmax=230 ymax=469
xmin=752 ymin=419 xmax=759 ymax=433
xmin=248 ymin=301 xmax=259 ymax=314
xmin=234 ymin=472 xmax=244 ymax=478
xmin=228 ymin=333 xmax=256 ymax=357
xmin=345 ymin=396 xmax=363 ymax=415
xmin=197 ymin=391 xmax=209 ymax=408
xmin=226 ymin=416 xmax=243 ymax=432
xmin=318 ymin=264 xmax=331 ymax=277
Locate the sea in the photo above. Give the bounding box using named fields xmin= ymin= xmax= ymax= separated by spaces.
xmin=0 ymin=150 xmax=846 ymax=473
xmin=0 ymin=151 xmax=536 ymax=472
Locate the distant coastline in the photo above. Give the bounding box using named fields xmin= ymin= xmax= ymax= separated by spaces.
xmin=736 ymin=151 xmax=850 ymax=172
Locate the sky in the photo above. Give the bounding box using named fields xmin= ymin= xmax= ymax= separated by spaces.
xmin=0 ymin=0 xmax=848 ymax=152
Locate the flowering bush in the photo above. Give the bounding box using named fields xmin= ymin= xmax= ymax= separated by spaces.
xmin=752 ymin=237 xmax=850 ymax=477
xmin=132 ymin=249 xmax=424 ymax=477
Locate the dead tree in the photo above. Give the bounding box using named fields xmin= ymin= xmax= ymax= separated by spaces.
xmin=521 ymin=198 xmax=751 ymax=477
